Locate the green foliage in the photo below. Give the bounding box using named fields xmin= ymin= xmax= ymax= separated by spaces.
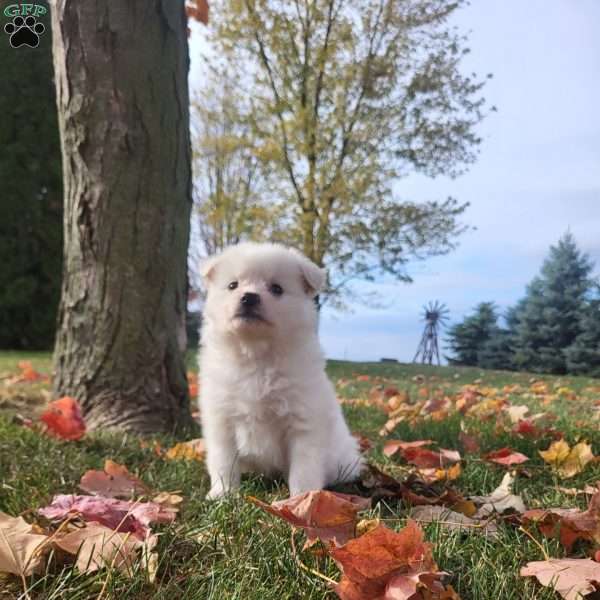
xmin=200 ymin=0 xmax=491 ymax=306
xmin=511 ymin=233 xmax=593 ymax=374
xmin=450 ymin=234 xmax=598 ymax=376
xmin=446 ymin=302 xmax=501 ymax=366
xmin=565 ymin=290 xmax=600 ymax=377
xmin=0 ymin=25 xmax=62 ymax=349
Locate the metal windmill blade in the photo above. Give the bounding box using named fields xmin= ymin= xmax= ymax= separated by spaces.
xmin=413 ymin=301 xmax=449 ymax=365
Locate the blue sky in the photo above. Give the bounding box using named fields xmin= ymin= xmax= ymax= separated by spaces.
xmin=190 ymin=1 xmax=600 ymax=362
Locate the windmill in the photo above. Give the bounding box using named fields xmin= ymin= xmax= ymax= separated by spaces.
xmin=413 ymin=301 xmax=449 ymax=365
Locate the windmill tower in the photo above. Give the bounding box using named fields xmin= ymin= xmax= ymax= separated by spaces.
xmin=413 ymin=301 xmax=449 ymax=365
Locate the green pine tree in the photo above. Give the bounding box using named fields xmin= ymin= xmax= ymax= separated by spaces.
xmin=478 ymin=325 xmax=513 ymax=370
xmin=511 ymin=233 xmax=593 ymax=374
xmin=446 ymin=302 xmax=500 ymax=366
xmin=0 ymin=17 xmax=63 ymax=349
xmin=565 ymin=289 xmax=600 ymax=377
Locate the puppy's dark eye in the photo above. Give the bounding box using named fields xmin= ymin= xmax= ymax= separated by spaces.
xmin=270 ymin=283 xmax=283 ymax=296
xmin=228 ymin=281 xmax=238 ymax=290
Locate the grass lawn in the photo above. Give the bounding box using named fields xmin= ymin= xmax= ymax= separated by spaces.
xmin=1 ymin=353 xmax=600 ymax=599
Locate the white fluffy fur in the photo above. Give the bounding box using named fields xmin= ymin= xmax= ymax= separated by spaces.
xmin=199 ymin=242 xmax=362 ymax=498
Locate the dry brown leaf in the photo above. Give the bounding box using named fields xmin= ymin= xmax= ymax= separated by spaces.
xmin=0 ymin=511 xmax=48 ymax=576
xmin=79 ymin=460 xmax=149 ymax=499
xmin=522 ymin=486 xmax=600 ymax=552
xmin=410 ymin=505 xmax=498 ymax=537
xmin=249 ymin=490 xmax=371 ymax=548
xmin=521 ymin=558 xmax=600 ymax=600
xmin=54 ymin=522 xmax=145 ymax=574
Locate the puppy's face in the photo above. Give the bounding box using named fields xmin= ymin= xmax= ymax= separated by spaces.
xmin=201 ymin=243 xmax=325 ymax=342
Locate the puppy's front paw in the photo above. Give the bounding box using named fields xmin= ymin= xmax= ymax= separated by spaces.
xmin=206 ymin=483 xmax=228 ymax=500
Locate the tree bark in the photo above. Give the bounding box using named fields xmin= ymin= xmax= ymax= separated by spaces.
xmin=50 ymin=0 xmax=193 ymax=433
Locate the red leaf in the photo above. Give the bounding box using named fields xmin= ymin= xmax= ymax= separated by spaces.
xmin=39 ymin=397 xmax=86 ymax=441
xmin=485 ymin=447 xmax=528 ymax=466
xmin=459 ymin=431 xmax=481 ymax=454
xmin=17 ymin=360 xmax=44 ymax=382
xmin=250 ymin=490 xmax=370 ymax=548
xmin=402 ymin=447 xmax=461 ymax=469
xmin=383 ymin=440 xmax=433 ymax=458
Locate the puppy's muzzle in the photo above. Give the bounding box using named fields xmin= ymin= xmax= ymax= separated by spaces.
xmin=241 ymin=292 xmax=260 ymax=308
xmin=235 ymin=292 xmax=265 ymax=322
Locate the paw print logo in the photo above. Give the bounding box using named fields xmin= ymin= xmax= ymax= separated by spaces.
xmin=4 ymin=15 xmax=45 ymax=48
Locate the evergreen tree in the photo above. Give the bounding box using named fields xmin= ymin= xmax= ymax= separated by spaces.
xmin=478 ymin=326 xmax=513 ymax=370
xmin=0 ymin=18 xmax=62 ymax=349
xmin=512 ymin=233 xmax=593 ymax=374
xmin=565 ymin=289 xmax=600 ymax=377
xmin=446 ymin=302 xmax=500 ymax=366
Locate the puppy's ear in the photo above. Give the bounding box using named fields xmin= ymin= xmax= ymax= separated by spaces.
xmin=289 ymin=248 xmax=326 ymax=296
xmin=200 ymin=254 xmax=220 ymax=284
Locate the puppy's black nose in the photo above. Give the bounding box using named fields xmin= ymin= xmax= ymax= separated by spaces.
xmin=240 ymin=292 xmax=260 ymax=307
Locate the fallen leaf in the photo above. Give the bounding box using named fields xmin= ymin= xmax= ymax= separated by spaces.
xmin=402 ymin=447 xmax=461 ymax=469
xmin=506 ymin=405 xmax=529 ymax=424
xmin=16 ymin=361 xmax=45 ymax=382
xmin=418 ymin=463 xmax=462 ymax=484
xmin=522 ymin=486 xmax=600 ymax=552
xmin=521 ymin=558 xmax=600 ymax=600
xmin=459 ymin=431 xmax=480 ymax=454
xmin=383 ymin=440 xmax=434 ymax=458
xmin=55 ymin=522 xmax=145 ymax=574
xmin=165 ymin=438 xmax=206 ymax=461
xmin=152 ymin=492 xmax=184 ymax=512
xmin=330 ymin=521 xmax=449 ymax=600
xmin=39 ymin=495 xmax=175 ymax=539
xmin=410 ymin=505 xmax=498 ymax=537
xmin=540 ymin=440 xmax=594 ymax=478
xmin=39 ymin=397 xmax=86 ymax=441
xmin=0 ymin=512 xmax=48 ymax=576
xmin=485 ymin=448 xmax=529 ymax=467
xmin=469 ymin=472 xmax=526 ymax=517
xmin=79 ymin=460 xmax=149 ymax=499
xmin=249 ymin=490 xmax=370 ymax=548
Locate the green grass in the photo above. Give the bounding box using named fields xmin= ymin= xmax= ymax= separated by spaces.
xmin=1 ymin=353 xmax=600 ymax=599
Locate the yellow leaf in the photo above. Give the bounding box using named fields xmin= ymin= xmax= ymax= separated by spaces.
xmin=559 ymin=442 xmax=594 ymax=478
xmin=165 ymin=439 xmax=206 ymax=462
xmin=539 ymin=440 xmax=594 ymax=478
xmin=539 ymin=439 xmax=571 ymax=465
xmin=356 ymin=518 xmax=380 ymax=537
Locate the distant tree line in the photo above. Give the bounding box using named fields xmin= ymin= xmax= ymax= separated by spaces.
xmin=446 ymin=233 xmax=600 ymax=376
xmin=0 ymin=23 xmax=62 ymax=350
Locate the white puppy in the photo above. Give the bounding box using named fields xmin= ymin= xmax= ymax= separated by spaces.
xmin=199 ymin=242 xmax=362 ymax=499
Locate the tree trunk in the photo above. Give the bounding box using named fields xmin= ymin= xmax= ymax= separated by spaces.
xmin=50 ymin=0 xmax=193 ymax=433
